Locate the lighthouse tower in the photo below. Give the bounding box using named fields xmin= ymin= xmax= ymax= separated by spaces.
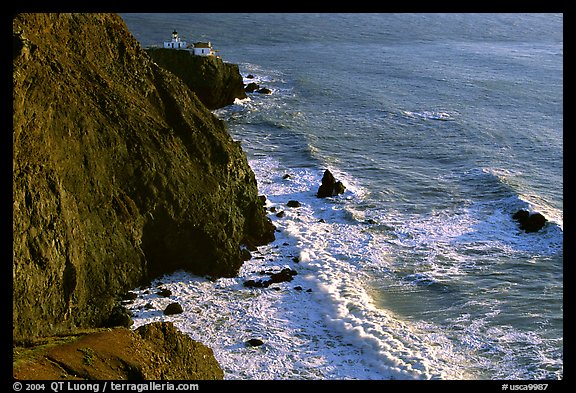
xmin=164 ymin=30 xmax=188 ymax=49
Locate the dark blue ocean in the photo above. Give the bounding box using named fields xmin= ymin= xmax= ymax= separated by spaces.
xmin=121 ymin=13 xmax=563 ymax=380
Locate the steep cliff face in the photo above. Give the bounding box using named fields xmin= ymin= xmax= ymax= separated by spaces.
xmin=145 ymin=48 xmax=247 ymax=110
xmin=13 ymin=13 xmax=275 ymax=340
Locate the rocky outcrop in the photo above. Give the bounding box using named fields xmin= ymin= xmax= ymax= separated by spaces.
xmin=243 ymin=267 xmax=298 ymax=288
xmin=145 ymin=48 xmax=247 ymax=109
xmin=13 ymin=13 xmax=274 ymax=341
xmin=512 ymin=209 xmax=547 ymax=233
xmin=13 ymin=322 xmax=224 ymax=380
xmin=317 ymin=170 xmax=346 ymax=198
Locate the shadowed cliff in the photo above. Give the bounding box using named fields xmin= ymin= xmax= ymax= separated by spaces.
xmin=13 ymin=13 xmax=275 ymax=341
xmin=146 ymin=48 xmax=247 ymax=110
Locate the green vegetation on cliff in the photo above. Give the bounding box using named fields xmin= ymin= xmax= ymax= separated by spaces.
xmin=13 ymin=13 xmax=275 ymax=341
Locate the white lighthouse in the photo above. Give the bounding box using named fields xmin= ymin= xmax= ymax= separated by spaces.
xmin=163 ymin=30 xmax=188 ymax=49
xmin=192 ymin=42 xmax=216 ymax=56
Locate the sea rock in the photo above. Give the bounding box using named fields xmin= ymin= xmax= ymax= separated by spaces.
xmin=317 ymin=170 xmax=346 ymax=198
xmin=245 ymin=82 xmax=260 ymax=93
xmin=240 ymin=248 xmax=252 ymax=261
xmin=275 ymin=211 xmax=286 ymax=218
xmin=121 ymin=291 xmax=138 ymax=301
xmin=245 ymin=338 xmax=264 ymax=347
xmin=104 ymin=305 xmax=134 ymax=328
xmin=164 ymin=302 xmax=184 ymax=315
xmin=267 ymin=268 xmax=298 ymax=284
xmin=156 ymin=288 xmax=172 ymax=297
xmin=287 ymin=200 xmax=301 ymax=208
xmin=257 ymin=87 xmax=272 ymax=94
xmin=243 ymin=279 xmax=265 ymax=288
xmin=13 ymin=13 xmax=275 ymax=341
xmin=243 ymin=268 xmax=298 ymax=288
xmin=512 ymin=209 xmax=547 ymax=233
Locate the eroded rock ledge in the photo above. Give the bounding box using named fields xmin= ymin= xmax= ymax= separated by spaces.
xmin=13 ymin=322 xmax=224 ymax=380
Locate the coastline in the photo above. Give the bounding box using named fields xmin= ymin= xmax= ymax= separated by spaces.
xmin=13 ymin=12 xmax=274 ymax=379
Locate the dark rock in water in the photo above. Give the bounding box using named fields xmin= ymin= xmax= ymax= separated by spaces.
xmin=105 ymin=305 xmax=134 ymax=328
xmin=121 ymin=291 xmax=138 ymax=301
xmin=240 ymin=248 xmax=252 ymax=261
xmin=257 ymin=87 xmax=272 ymax=94
xmin=245 ymin=82 xmax=260 ymax=92
xmin=164 ymin=302 xmax=184 ymax=315
xmin=244 ymin=268 xmax=298 ymax=289
xmin=294 ymin=286 xmax=303 ymax=291
xmin=246 ymin=74 xmax=255 ymax=79
xmin=512 ymin=209 xmax=547 ymax=233
xmin=333 ymin=181 xmax=346 ymax=195
xmin=275 ymin=211 xmax=286 ymax=218
xmin=512 ymin=209 xmax=530 ymax=222
xmin=282 ymin=174 xmax=292 ymax=180
xmin=258 ymin=195 xmax=267 ymax=205
xmin=243 ymin=279 xmax=265 ymax=288
xmin=317 ymin=170 xmax=346 ymax=198
xmin=245 ymin=338 xmax=264 ymax=347
xmin=267 ymin=268 xmax=298 ymax=285
xmin=287 ymin=200 xmax=301 ymax=208
xmin=156 ymin=288 xmax=172 ymax=297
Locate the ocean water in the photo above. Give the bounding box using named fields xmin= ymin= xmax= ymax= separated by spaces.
xmin=121 ymin=13 xmax=563 ymax=380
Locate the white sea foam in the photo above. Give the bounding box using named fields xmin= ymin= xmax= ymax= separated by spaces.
xmin=128 ymin=156 xmax=476 ymax=380
xmin=401 ymin=110 xmax=456 ymax=121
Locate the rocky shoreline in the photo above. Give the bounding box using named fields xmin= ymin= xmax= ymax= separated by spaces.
xmin=13 ymin=13 xmax=275 ymax=379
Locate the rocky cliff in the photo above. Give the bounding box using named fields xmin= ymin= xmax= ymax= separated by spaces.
xmin=145 ymin=48 xmax=247 ymax=110
xmin=13 ymin=13 xmax=275 ymax=341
